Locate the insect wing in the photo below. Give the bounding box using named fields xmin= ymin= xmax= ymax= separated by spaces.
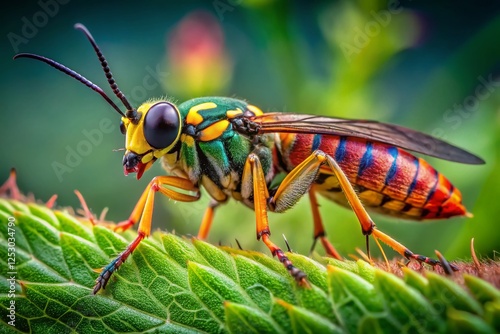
xmin=252 ymin=113 xmax=484 ymax=164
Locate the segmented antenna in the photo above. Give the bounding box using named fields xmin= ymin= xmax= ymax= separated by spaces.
xmin=13 ymin=53 xmax=126 ymax=117
xmin=74 ymin=23 xmax=138 ymax=122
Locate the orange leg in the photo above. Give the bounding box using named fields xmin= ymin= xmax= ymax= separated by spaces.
xmin=371 ymin=228 xmax=457 ymax=270
xmin=270 ymin=150 xmax=453 ymax=271
xmin=93 ymin=176 xmax=200 ymax=294
xmin=114 ymin=176 xmax=199 ymax=232
xmin=242 ymin=153 xmax=308 ymax=285
xmin=319 ymin=152 xmax=455 ymax=270
xmin=308 ymin=188 xmax=342 ymax=259
xmin=197 ymin=199 xmax=220 ymax=240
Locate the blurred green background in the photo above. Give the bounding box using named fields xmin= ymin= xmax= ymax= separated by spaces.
xmin=1 ymin=0 xmax=499 ymax=261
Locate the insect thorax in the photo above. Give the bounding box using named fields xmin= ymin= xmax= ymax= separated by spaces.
xmin=160 ymin=97 xmax=275 ymax=206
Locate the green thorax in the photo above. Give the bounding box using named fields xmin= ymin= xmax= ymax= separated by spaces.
xmin=178 ymin=96 xmax=248 ymax=128
xmin=161 ymin=96 xmax=274 ymax=204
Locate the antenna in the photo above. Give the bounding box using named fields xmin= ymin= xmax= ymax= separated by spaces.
xmin=74 ymin=23 xmax=139 ymax=122
xmin=14 ymin=53 xmax=126 ymax=117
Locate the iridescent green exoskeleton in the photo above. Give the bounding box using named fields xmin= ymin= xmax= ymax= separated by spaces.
xmin=14 ymin=24 xmax=484 ymax=294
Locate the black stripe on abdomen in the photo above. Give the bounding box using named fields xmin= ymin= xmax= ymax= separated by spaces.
xmin=335 ymin=136 xmax=347 ymax=162
xmin=384 ymin=146 xmax=398 ymax=185
xmin=357 ymin=142 xmax=373 ymax=177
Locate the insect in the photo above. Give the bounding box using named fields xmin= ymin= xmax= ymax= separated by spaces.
xmin=15 ymin=24 xmax=484 ymax=294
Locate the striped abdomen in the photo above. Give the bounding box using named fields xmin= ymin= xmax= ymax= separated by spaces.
xmin=275 ymin=133 xmax=468 ymax=220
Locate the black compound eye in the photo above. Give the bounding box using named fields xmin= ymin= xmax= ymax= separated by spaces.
xmin=119 ymin=120 xmax=126 ymax=135
xmin=143 ymin=102 xmax=181 ymax=149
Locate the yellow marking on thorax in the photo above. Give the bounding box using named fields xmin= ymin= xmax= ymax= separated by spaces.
xmin=181 ymin=133 xmax=196 ymax=146
xmin=186 ymin=102 xmax=217 ymax=126
xmin=226 ymin=108 xmax=243 ymax=119
xmin=247 ymin=104 xmax=264 ymax=116
xmin=198 ymin=120 xmax=230 ymax=141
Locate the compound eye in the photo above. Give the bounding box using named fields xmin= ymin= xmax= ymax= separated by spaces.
xmin=119 ymin=120 xmax=126 ymax=135
xmin=143 ymin=102 xmax=181 ymax=149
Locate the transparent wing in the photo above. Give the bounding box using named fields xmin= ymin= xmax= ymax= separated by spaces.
xmin=252 ymin=113 xmax=484 ymax=164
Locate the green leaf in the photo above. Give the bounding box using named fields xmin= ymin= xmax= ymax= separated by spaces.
xmin=484 ymin=301 xmax=500 ymax=331
xmin=447 ymin=308 xmax=496 ymax=334
xmin=356 ymin=259 xmax=376 ymax=283
xmin=193 ymin=238 xmax=238 ymax=281
xmin=0 ymin=198 xmax=499 ymax=333
xmin=375 ymin=269 xmax=443 ymax=333
xmin=287 ymin=253 xmax=328 ymax=291
xmin=323 ymin=257 xmax=359 ymax=274
xmin=275 ymin=298 xmax=343 ymax=334
xmin=225 ymin=301 xmax=283 ymax=334
xmin=402 ymin=266 xmax=429 ymax=296
xmin=233 ymin=254 xmax=295 ymax=306
xmin=426 ymin=272 xmax=484 ymax=317
xmin=327 ymin=265 xmax=384 ymax=333
xmin=188 ymin=261 xmax=254 ymax=322
xmin=464 ymin=274 xmax=500 ymax=305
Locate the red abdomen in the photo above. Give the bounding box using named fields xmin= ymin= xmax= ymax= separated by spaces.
xmin=275 ymin=133 xmax=468 ymax=219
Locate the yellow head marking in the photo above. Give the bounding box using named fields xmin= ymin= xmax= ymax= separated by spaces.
xmin=142 ymin=151 xmax=155 ymax=163
xmin=121 ymin=103 xmax=152 ymax=154
xmin=122 ymin=101 xmax=181 ymax=158
xmin=186 ymin=102 xmax=217 ymax=126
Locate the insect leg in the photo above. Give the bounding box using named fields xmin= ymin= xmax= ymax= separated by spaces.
xmin=242 ymin=153 xmax=308 ymax=286
xmin=114 ymin=176 xmax=199 ymax=231
xmin=269 ymin=151 xmax=344 ymax=258
xmin=271 ymin=149 xmax=450 ymax=269
xmin=309 ymin=188 xmax=342 ymax=259
xmin=370 ymin=228 xmax=458 ymax=270
xmin=93 ymin=176 xmax=200 ymax=294
xmin=319 ymin=153 xmax=455 ymax=270
xmin=197 ymin=199 xmax=220 ymax=240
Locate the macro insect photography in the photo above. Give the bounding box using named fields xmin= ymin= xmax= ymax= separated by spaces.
xmin=1 ymin=0 xmax=499 ymax=333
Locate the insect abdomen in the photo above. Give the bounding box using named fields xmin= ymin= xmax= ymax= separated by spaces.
xmin=277 ymin=133 xmax=468 ymax=219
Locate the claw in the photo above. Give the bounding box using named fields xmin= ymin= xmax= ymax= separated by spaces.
xmin=283 ymin=234 xmax=292 ymax=252
xmin=404 ymin=249 xmax=458 ymax=272
xmin=435 ymin=250 xmax=453 ymax=275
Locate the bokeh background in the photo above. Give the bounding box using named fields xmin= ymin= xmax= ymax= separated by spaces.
xmin=1 ymin=0 xmax=499 ymax=261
